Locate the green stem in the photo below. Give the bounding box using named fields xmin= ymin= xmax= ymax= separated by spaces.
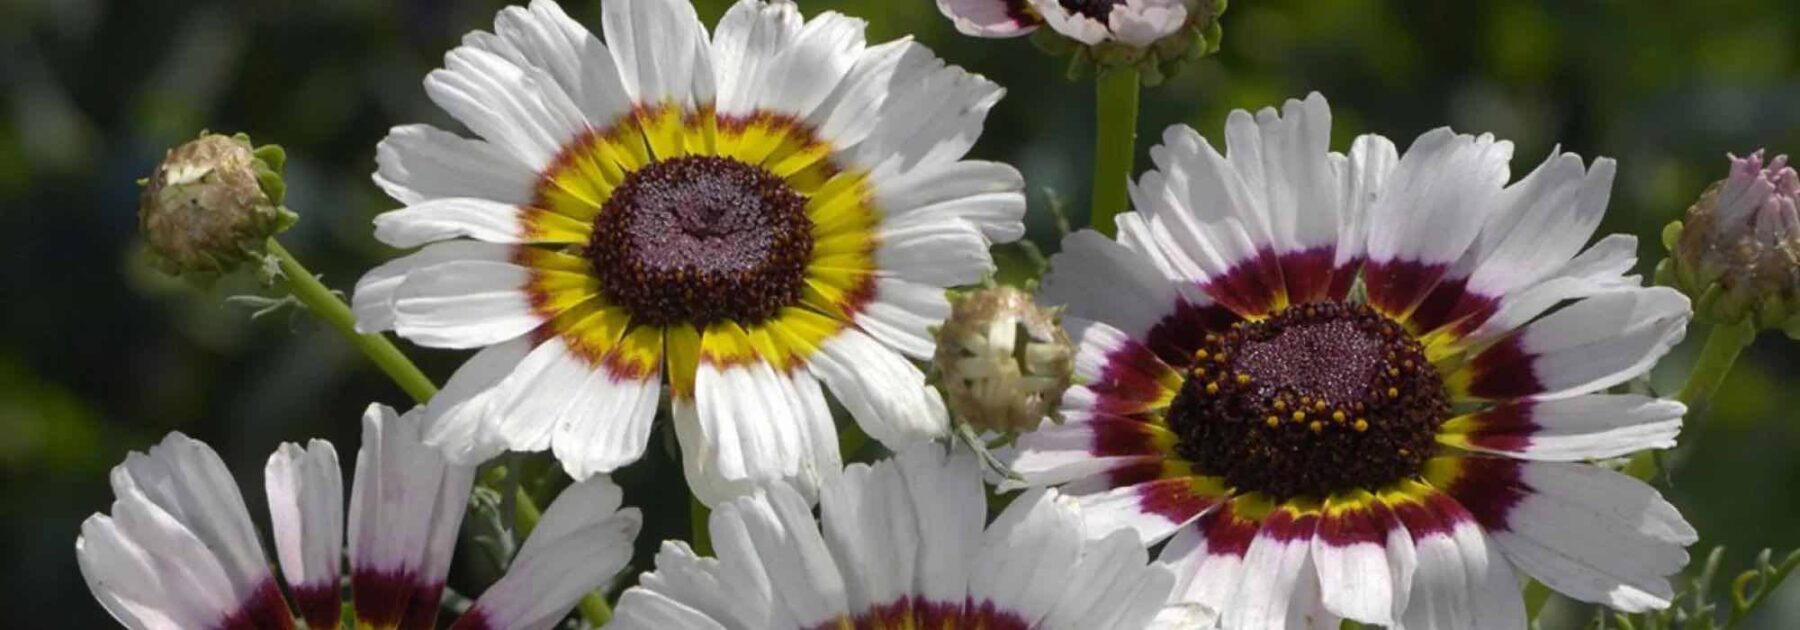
xmin=690 ymin=496 xmax=714 ymax=557
xmin=267 ymin=239 xmax=438 ymax=404
xmin=1675 ymin=320 xmax=1756 ymax=411
xmin=1089 ymin=67 xmax=1140 ymax=237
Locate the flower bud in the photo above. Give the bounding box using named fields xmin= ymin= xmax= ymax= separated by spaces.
xmin=940 ymin=0 xmax=1227 ymax=85
xmin=933 ymin=286 xmax=1075 ymax=433
xmin=1659 ymin=150 xmax=1800 ymax=333
xmin=138 ymin=133 xmax=295 ymax=276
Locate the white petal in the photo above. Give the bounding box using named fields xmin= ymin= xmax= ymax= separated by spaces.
xmin=1461 ymin=151 xmax=1616 ymax=301
xmin=1455 ymin=233 xmax=1643 ymax=347
xmin=1221 ymin=509 xmax=1318 ymax=629
xmin=806 ymin=327 xmax=949 ymax=449
xmin=871 ymin=159 xmax=1026 ymax=242
xmin=1108 ymin=0 xmax=1187 ymax=46
xmin=373 ymin=197 xmax=527 ymax=248
xmin=391 ymin=259 xmax=541 ymax=349
xmin=1333 ymin=134 xmax=1398 ymax=269
xmin=264 ymin=440 xmax=343 ymax=594
xmin=466 ymin=476 xmax=643 ymax=630
xmin=1444 ymin=394 xmax=1685 ymax=461
xmin=836 ymin=43 xmax=1003 ymax=177
xmin=1488 ymin=461 xmax=1694 ymax=612
xmin=1042 ymin=229 xmax=1190 ymax=339
xmin=610 ymin=587 xmax=729 ymax=630
xmin=1471 ymin=287 xmax=1690 ymax=401
xmin=1031 ymin=0 xmax=1110 ymax=45
xmin=718 ymin=484 xmax=852 ymax=626
xmin=1364 ymin=129 xmax=1513 ymax=268
xmin=1233 ymin=93 xmax=1340 ymax=258
xmin=855 ymin=277 xmax=951 ymax=359
xmin=425 ymin=45 xmax=590 ymax=171
xmin=1313 ymin=501 xmax=1395 ymax=625
xmin=422 ymin=337 xmax=533 ymax=464
xmin=819 ymin=458 xmax=918 ymax=615
xmin=481 ymin=0 xmax=634 ymax=127
xmin=875 ymin=218 xmax=993 ymax=287
xmin=1040 ymin=526 xmax=1178 ymax=630
xmin=484 ymin=336 xmax=599 ymax=453
xmin=713 ymin=2 xmax=864 ymax=119
xmin=936 ymin=0 xmax=1042 ymax=39
xmin=347 ymin=405 xmax=476 ymax=588
xmin=373 ymin=124 xmax=535 ymax=206
xmin=969 ymin=488 xmax=1085 ymax=625
xmin=676 ymin=362 xmax=840 ymax=506
xmin=551 ymin=361 xmax=663 ymax=480
xmin=78 ymin=434 xmax=277 ymax=630
xmin=603 ymin=0 xmax=712 ymax=108
xmin=352 ymin=240 xmax=515 ymax=334
xmin=112 ymin=434 xmax=271 ymax=598
xmin=895 ymin=443 xmax=987 ymax=606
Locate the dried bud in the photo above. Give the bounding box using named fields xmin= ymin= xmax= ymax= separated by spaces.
xmin=1660 ymin=150 xmax=1800 ymax=333
xmin=933 ymin=286 xmax=1075 ymax=433
xmin=138 ymin=133 xmax=295 ymax=276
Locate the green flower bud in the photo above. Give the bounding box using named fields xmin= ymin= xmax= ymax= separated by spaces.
xmin=138 ymin=133 xmax=295 ymax=276
xmin=1660 ymin=150 xmax=1800 ymax=335
xmin=932 ymin=287 xmax=1075 ymax=433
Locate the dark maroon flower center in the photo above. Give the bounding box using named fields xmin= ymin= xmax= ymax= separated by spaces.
xmin=1058 ymin=0 xmax=1125 ymax=21
xmin=1167 ymin=301 xmax=1449 ymax=500
xmin=586 ymin=156 xmax=812 ymax=327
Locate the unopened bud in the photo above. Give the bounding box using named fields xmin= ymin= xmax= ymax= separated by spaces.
xmin=138 ymin=133 xmax=295 ymax=276
xmin=932 ymin=287 xmax=1075 ymax=433
xmin=1660 ymin=150 xmax=1800 ymax=334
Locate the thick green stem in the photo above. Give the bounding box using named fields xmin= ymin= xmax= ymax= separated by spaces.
xmin=1089 ymin=68 xmax=1140 ymax=237
xmin=267 ymin=239 xmax=438 ymax=404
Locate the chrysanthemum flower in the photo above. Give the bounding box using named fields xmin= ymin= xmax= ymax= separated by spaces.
xmin=1013 ymin=93 xmax=1698 ymax=627
xmin=607 ymin=443 xmax=1189 ymax=629
xmin=75 ymin=404 xmax=640 ymax=630
xmin=938 ymin=0 xmax=1199 ymax=47
xmin=353 ymin=0 xmax=1023 ymax=504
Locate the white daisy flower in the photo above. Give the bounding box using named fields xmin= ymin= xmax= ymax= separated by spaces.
xmin=1012 ymin=92 xmax=1698 ymax=627
xmin=352 ymin=0 xmax=1025 ymax=505
xmin=75 ymin=404 xmax=640 ymax=630
xmin=607 ymin=443 xmax=1188 ymax=629
xmin=938 ymin=0 xmax=1196 ymax=47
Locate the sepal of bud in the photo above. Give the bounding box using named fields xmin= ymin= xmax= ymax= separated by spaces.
xmin=931 ymin=286 xmax=1075 ymax=434
xmin=138 ymin=132 xmax=296 ymax=277
xmin=1663 ymin=150 xmax=1800 ymax=335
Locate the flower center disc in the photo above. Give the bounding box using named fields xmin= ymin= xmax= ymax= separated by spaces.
xmin=1058 ymin=0 xmax=1124 ymax=21
xmin=1167 ymin=302 xmax=1450 ymax=500
xmin=586 ymin=156 xmax=813 ymax=327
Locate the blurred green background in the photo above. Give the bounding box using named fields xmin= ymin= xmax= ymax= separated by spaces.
xmin=4 ymin=0 xmax=1800 ymax=627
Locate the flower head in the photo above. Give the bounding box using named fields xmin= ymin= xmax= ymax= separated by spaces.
xmin=352 ymin=0 xmax=1024 ymax=504
xmin=1012 ymin=93 xmax=1696 ymax=626
xmin=608 ymin=442 xmax=1192 ymax=629
xmin=1662 ymin=150 xmax=1800 ymax=332
xmin=137 ymin=133 xmax=295 ymax=276
xmin=76 ymin=404 xmax=639 ymax=630
xmin=937 ymin=0 xmax=1226 ymax=83
xmin=933 ymin=286 xmax=1074 ymax=432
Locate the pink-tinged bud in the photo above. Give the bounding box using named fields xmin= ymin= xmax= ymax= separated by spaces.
xmin=932 ymin=286 xmax=1075 ymax=433
xmin=1661 ymin=150 xmax=1800 ymax=333
xmin=138 ymin=133 xmax=295 ymax=277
